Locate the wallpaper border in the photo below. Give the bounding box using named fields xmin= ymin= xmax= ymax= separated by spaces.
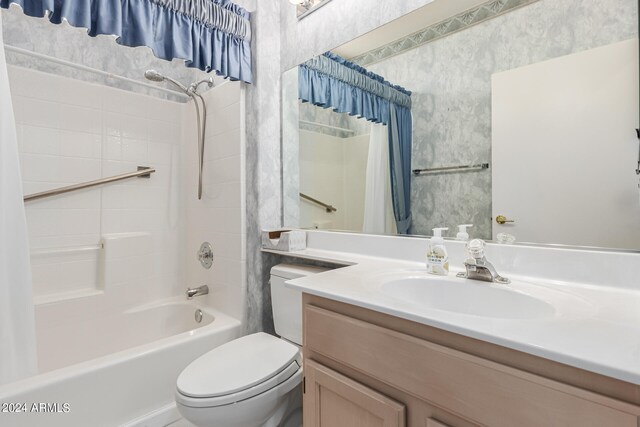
xmin=350 ymin=0 xmax=541 ymax=66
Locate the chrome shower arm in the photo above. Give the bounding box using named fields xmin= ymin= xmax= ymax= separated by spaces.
xmin=162 ymin=75 xmax=190 ymax=93
xmin=190 ymin=78 xmax=214 ymax=94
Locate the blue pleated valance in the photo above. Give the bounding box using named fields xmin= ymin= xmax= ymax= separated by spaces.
xmin=299 ymin=52 xmax=413 ymax=234
xmin=1 ymin=0 xmax=253 ymax=83
xmin=299 ymin=52 xmax=411 ymax=125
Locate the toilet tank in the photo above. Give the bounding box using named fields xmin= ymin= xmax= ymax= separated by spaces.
xmin=270 ymin=264 xmax=328 ymax=346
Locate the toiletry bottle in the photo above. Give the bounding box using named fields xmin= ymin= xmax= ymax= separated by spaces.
xmin=456 ymin=224 xmax=473 ymax=241
xmin=426 ymin=227 xmax=449 ymax=276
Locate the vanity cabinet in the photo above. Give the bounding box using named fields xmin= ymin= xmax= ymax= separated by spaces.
xmin=302 ymin=294 xmax=640 ymax=427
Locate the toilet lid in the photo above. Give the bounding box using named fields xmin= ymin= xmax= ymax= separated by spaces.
xmin=177 ymin=332 xmax=300 ymax=398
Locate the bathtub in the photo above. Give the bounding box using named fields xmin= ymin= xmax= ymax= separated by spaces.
xmin=0 ymin=299 xmax=242 ymax=427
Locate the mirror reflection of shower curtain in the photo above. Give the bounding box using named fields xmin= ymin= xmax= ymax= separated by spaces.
xmin=363 ymin=123 xmax=397 ymax=234
xmin=0 ymin=12 xmax=37 ymax=385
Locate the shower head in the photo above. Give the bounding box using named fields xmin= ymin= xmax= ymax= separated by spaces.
xmin=144 ymin=70 xmax=165 ymax=82
xmin=144 ymin=70 xmax=189 ymax=93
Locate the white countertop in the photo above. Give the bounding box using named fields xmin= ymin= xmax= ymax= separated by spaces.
xmin=270 ymin=247 xmax=640 ymax=385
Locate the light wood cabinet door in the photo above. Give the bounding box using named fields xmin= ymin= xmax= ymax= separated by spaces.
xmin=304 ymin=359 xmax=406 ymax=427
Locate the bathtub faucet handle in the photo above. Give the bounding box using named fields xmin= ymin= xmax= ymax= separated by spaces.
xmin=186 ymin=285 xmax=209 ymax=300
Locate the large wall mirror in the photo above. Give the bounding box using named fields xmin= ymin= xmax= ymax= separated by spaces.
xmin=282 ymin=0 xmax=640 ymax=250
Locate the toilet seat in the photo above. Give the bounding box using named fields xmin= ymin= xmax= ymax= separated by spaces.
xmin=176 ymin=363 xmax=302 ymax=409
xmin=176 ymin=333 xmax=301 ymax=409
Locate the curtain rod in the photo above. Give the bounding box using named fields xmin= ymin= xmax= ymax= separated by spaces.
xmin=4 ymin=45 xmax=189 ymax=100
xmin=299 ymin=120 xmax=356 ymax=134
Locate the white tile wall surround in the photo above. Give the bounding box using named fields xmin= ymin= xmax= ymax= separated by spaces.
xmin=10 ymin=65 xmax=246 ymax=345
xmin=9 ymin=65 xmax=187 ymax=306
xmin=30 ymin=245 xmax=102 ymax=302
xmin=185 ymin=81 xmax=247 ymax=322
xmin=102 ymin=232 xmax=153 ymax=280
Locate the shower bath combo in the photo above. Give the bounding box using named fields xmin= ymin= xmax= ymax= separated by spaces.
xmin=145 ymin=70 xmax=213 ymax=200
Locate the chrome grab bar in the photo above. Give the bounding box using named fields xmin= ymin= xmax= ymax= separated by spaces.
xmin=413 ymin=163 xmax=489 ymax=175
xmin=299 ymin=192 xmax=337 ymax=213
xmin=24 ymin=166 xmax=155 ymax=202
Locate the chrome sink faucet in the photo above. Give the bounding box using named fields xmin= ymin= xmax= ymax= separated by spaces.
xmin=186 ymin=285 xmax=209 ymax=299
xmin=456 ymin=239 xmax=510 ymax=284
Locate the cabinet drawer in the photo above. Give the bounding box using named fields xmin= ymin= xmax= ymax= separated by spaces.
xmin=304 ymin=304 xmax=640 ymax=427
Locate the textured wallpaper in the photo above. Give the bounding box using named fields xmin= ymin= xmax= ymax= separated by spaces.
xmin=257 ymin=0 xmax=637 ymax=333
xmin=280 ymin=0 xmax=435 ymax=72
xmin=246 ymin=0 xmax=436 ymax=334
xmin=281 ymin=0 xmax=637 ymax=240
xmin=1 ymin=5 xmax=216 ymax=102
xmin=240 ymin=0 xmax=283 ymax=335
xmin=364 ymin=0 xmax=637 ymax=239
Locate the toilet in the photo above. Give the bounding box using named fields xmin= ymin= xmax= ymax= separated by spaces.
xmin=175 ymin=264 xmax=327 ymax=427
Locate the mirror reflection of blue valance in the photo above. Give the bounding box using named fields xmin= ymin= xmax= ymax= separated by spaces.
xmin=299 ymin=52 xmax=413 ymax=234
xmin=0 ymin=0 xmax=253 ymax=83
xmin=299 ymin=52 xmax=411 ymax=124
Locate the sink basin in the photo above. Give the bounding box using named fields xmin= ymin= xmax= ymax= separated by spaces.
xmin=380 ymin=277 xmax=556 ymax=319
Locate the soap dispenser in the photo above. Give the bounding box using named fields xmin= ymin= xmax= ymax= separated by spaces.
xmin=426 ymin=227 xmax=449 ymax=276
xmin=456 ymin=224 xmax=473 ymax=241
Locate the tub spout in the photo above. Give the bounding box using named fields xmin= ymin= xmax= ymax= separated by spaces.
xmin=186 ymin=285 xmax=209 ymax=300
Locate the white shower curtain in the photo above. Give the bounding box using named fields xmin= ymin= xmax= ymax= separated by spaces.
xmin=363 ymin=123 xmax=397 ymax=235
xmin=0 ymin=12 xmax=37 ymax=385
